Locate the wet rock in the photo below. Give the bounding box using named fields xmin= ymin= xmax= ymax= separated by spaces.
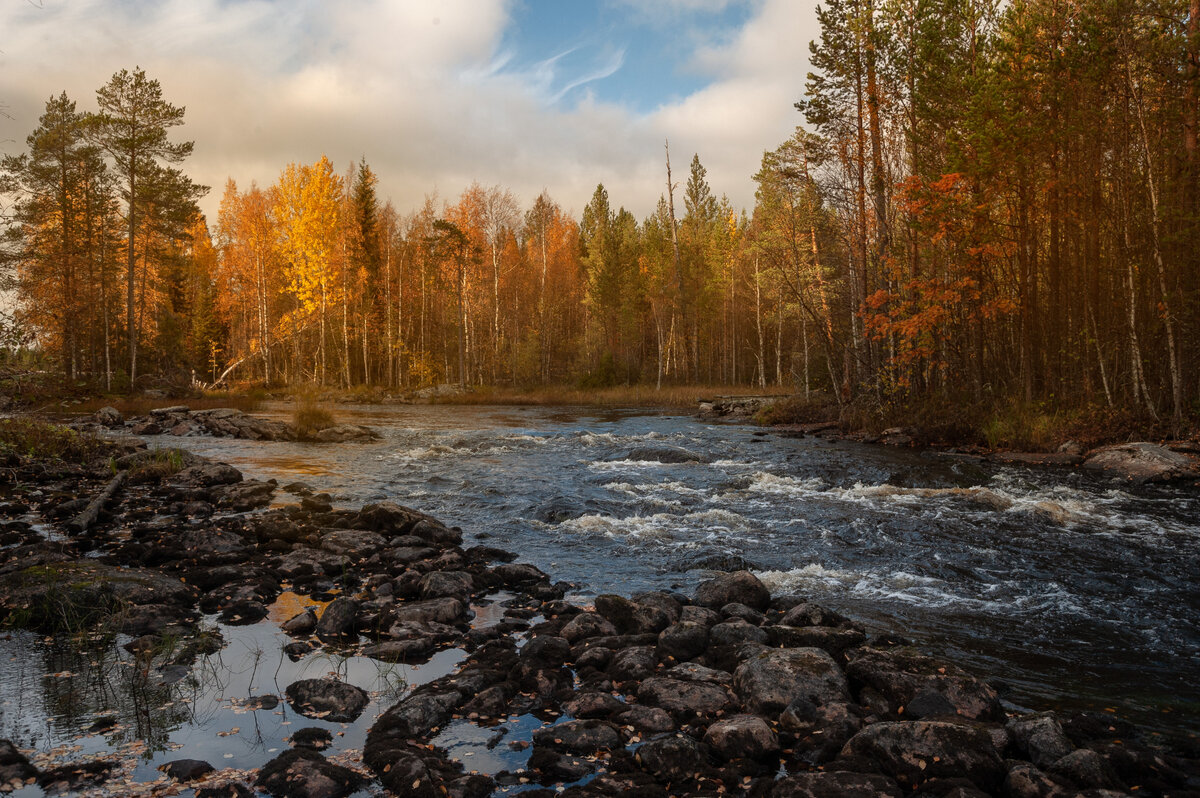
xmin=734 ymin=647 xmax=850 ymax=716
xmin=1082 ymin=442 xmax=1194 ymax=483
xmin=710 ymin=619 xmax=769 ymax=647
xmin=284 ymin=641 xmax=314 ymax=659
xmin=1003 ymin=762 xmax=1075 ymax=798
xmin=356 ymin=501 xmax=427 ymax=535
xmin=562 ymin=691 xmax=623 ymax=718
xmin=371 ymin=692 xmax=456 ymax=739
xmin=681 ymin=605 xmax=722 ymax=626
xmin=174 ymin=461 xmax=243 ymax=486
xmin=372 ymin=748 xmax=438 ymax=798
xmin=561 ymin=611 xmax=619 ymax=643
xmin=1007 ymin=713 xmax=1075 ymax=767
xmin=595 ymin=594 xmax=671 ymax=634
xmin=411 ymin=519 xmax=463 ymax=546
xmin=285 ymin=678 xmax=369 ymax=722
xmin=362 ymin=638 xmax=436 ymax=663
xmin=768 ymin=625 xmax=866 ymax=657
xmin=0 ymin=739 xmax=36 ymax=786
xmin=392 ymin=597 xmax=467 ymax=625
xmin=319 ymin=528 xmax=386 ymax=559
xmin=216 ymin=479 xmax=276 ymax=511
xmin=703 ymin=714 xmax=780 ymax=761
xmin=622 ymin=445 xmax=711 ymax=464
xmin=635 ymin=734 xmax=710 ymax=783
xmin=613 ymin=704 xmax=676 ymax=733
xmin=291 ymin=727 xmax=334 ymax=751
xmin=1048 ymin=748 xmax=1122 ymax=790
xmin=307 ymin=423 xmax=381 ymax=443
xmin=314 ymin=597 xmax=359 ymax=642
xmin=781 ymin=700 xmax=863 ymax=765
xmin=840 ymin=721 xmax=1006 ymax=793
xmin=243 ymin=694 xmax=279 ymax=710
xmin=533 ymin=719 xmax=621 ymax=754
xmin=666 ymin=661 xmax=732 ymax=685
xmin=779 ymin=602 xmax=851 ymax=628
xmin=770 ymin=770 xmax=902 ymax=797
xmin=1060 ymin=712 xmax=1138 ymax=746
xmin=608 ymin=645 xmax=659 ymax=682
xmin=632 ymin=590 xmax=683 ymax=623
xmin=528 ymin=747 xmax=596 ymax=782
xmin=522 ymin=634 xmax=571 ymax=667
xmin=196 ymin=783 xmax=255 ymax=798
xmin=282 ymin=608 xmax=318 ymax=636
xmin=219 ymin=599 xmax=268 ymax=625
xmin=302 ymin=494 xmax=333 ymax=513
xmin=845 ymin=647 xmax=1001 ymax=721
xmin=721 ymin=602 xmax=766 ymax=625
xmin=160 ymin=758 xmax=216 ymax=781
xmin=657 ymin=621 xmax=710 ymax=662
xmin=461 ymin=685 xmax=511 ymax=718
xmin=257 ymin=748 xmax=363 ymax=798
xmin=492 ymin=562 xmax=548 ymax=586
xmin=420 ymin=570 xmax=475 ymax=600
xmin=638 ymin=676 xmax=735 ymax=719
xmin=694 ymin=570 xmax=770 ymax=611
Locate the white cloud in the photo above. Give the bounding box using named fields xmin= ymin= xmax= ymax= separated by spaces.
xmin=0 ymin=0 xmax=817 ymax=223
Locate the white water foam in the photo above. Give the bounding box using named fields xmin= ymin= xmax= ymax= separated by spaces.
xmin=553 ymin=508 xmax=754 ymax=547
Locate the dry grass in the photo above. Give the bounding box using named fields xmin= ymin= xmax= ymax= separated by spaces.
xmin=0 ymin=417 xmax=107 ymax=463
xmin=292 ymin=395 xmax=337 ymax=438
xmin=71 ymin=394 xmax=264 ymax=416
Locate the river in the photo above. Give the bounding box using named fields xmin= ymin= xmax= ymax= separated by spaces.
xmin=171 ymin=403 xmax=1199 ymax=733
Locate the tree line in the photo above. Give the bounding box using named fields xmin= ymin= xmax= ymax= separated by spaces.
xmin=2 ymin=0 xmax=1196 ymax=425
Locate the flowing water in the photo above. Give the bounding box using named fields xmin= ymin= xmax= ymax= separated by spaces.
xmin=1 ymin=402 xmax=1197 ymax=793
xmin=170 ymin=403 xmax=1200 ymax=732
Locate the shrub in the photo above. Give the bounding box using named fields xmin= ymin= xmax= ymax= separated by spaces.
xmin=293 ymin=395 xmax=336 ymax=439
xmin=0 ymin=417 xmax=105 ymax=463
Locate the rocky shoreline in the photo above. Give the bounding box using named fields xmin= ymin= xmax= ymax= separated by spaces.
xmin=0 ymin=433 xmax=1197 ymax=797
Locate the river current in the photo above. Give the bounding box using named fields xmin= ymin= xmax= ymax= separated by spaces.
xmin=169 ymin=403 xmax=1199 ymax=733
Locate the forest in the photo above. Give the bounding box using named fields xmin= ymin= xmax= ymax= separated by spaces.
xmin=2 ymin=0 xmax=1197 ymax=436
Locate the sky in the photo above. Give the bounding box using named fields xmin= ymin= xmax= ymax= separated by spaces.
xmin=0 ymin=0 xmax=819 ymax=223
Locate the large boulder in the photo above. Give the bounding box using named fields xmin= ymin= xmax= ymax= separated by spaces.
xmin=733 ymin=647 xmax=850 ymax=716
xmin=703 ymin=714 xmax=780 ymax=761
xmin=844 ymin=647 xmax=1002 ymax=721
xmin=694 ymin=570 xmax=770 ymax=611
xmin=532 ymin=719 xmax=621 ymax=754
xmin=638 ymin=676 xmax=736 ymax=719
xmin=839 ymin=721 xmax=1006 ymax=794
xmin=314 ymin=597 xmax=359 ymax=643
xmin=1082 ymin=442 xmax=1195 ymax=483
xmin=770 ymin=771 xmax=902 ymax=797
xmin=257 ymin=748 xmax=363 ymax=798
xmin=635 ymin=734 xmax=711 ymax=783
xmin=1007 ymin=713 xmax=1075 ymax=767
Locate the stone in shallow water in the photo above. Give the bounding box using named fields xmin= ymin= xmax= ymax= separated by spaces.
xmin=285 ymin=678 xmax=369 ymax=723
xmin=257 ymin=748 xmax=363 ymax=798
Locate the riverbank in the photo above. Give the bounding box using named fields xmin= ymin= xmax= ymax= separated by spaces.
xmin=0 ymin=417 xmax=1197 ymax=796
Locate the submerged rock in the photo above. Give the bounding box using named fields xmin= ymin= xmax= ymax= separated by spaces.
xmin=285 ymin=678 xmax=369 ymax=722
xmin=257 ymin=748 xmax=363 ymax=798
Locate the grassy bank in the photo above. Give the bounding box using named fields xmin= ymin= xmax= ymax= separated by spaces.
xmin=759 ymin=393 xmax=1200 ymax=451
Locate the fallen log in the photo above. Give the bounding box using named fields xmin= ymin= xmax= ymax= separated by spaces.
xmin=67 ymin=470 xmax=127 ymax=534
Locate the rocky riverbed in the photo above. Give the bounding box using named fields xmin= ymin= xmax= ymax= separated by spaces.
xmin=0 ymin=433 xmax=1197 ymax=797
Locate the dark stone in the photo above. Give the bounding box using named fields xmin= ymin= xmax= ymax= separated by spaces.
xmin=285 ymin=678 xmax=369 ymax=722
xmin=694 ymin=570 xmax=770 ymax=611
xmin=596 ymin=594 xmax=671 ymax=634
xmin=767 ymin=626 xmax=866 ymax=658
xmin=392 ymin=597 xmax=466 ymax=625
xmin=420 ymin=570 xmax=475 ymax=600
xmin=492 ymin=562 xmax=549 ymax=586
xmin=779 ymin=602 xmax=851 ymax=628
xmin=635 ymin=734 xmax=710 ymax=783
xmin=219 ymin=600 xmax=268 ymax=625
xmin=612 ymin=705 xmax=675 ymax=733
xmin=0 ymin=739 xmax=36 ymax=785
xmin=196 ymin=782 xmax=255 ymax=798
xmin=36 ymin=759 xmax=116 ymax=793
xmin=1003 ymin=762 xmax=1075 ymax=798
xmin=770 ymin=771 xmax=902 ymax=797
xmin=710 ymin=619 xmax=769 ymax=647
xmin=733 ymin=647 xmax=850 ymax=715
xmin=608 ymin=646 xmax=659 ymax=682
xmin=703 ymin=714 xmax=780 ymax=761
xmin=362 ymin=638 xmax=436 ymax=663
xmin=562 ymin=691 xmax=623 ymax=718
xmin=637 ymin=677 xmax=735 ymax=719
xmin=1006 ymin=713 xmax=1075 ymax=767
xmin=282 ymin=608 xmax=318 ymax=636
xmin=561 ymin=611 xmax=619 ymax=642
xmin=781 ymin=700 xmax=863 ymax=765
xmin=1047 ymin=748 xmax=1122 ymax=790
xmin=314 ymin=597 xmax=359 ymax=642
xmin=257 ymin=748 xmax=363 ymax=798
xmin=160 ymin=758 xmax=216 ymax=781
xmin=657 ymin=621 xmax=710 ymax=662
xmin=844 ymin=647 xmax=1002 ymax=722
xmin=522 ymin=634 xmax=571 ymax=667
xmin=357 ymin=501 xmax=426 ymax=535
xmin=532 ymin=719 xmax=621 ymax=754
xmin=528 ymin=747 xmax=596 ymax=782
xmin=411 ymin=519 xmax=462 ymax=546
xmin=291 ymin=727 xmax=334 ymax=751
xmin=320 ymin=529 xmax=386 ymax=558
xmin=680 ymin=605 xmax=722 ymax=626
xmin=839 ymin=721 xmax=1006 ymax=794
